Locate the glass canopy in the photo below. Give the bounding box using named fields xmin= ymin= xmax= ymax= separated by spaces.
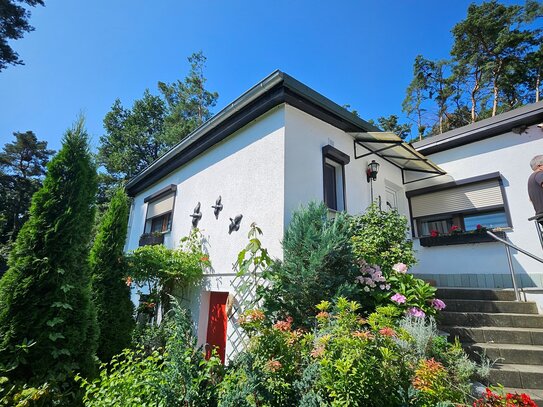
xmin=349 ymin=132 xmax=445 ymax=175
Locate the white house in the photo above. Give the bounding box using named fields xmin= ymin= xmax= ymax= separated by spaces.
xmin=405 ymin=103 xmax=543 ymax=297
xmin=124 ymin=70 xmax=543 ymax=362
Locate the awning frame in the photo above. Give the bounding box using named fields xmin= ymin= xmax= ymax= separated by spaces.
xmin=351 ymin=132 xmax=446 ymax=183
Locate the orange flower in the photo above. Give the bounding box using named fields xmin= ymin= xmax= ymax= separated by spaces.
xmin=265 ymin=359 xmax=282 ymax=372
xmin=352 ymin=331 xmax=374 ymax=340
xmin=125 ymin=276 xmax=133 ymax=286
xmin=378 ymin=327 xmax=396 ymax=337
xmin=310 ymin=345 xmax=325 ymax=358
xmin=200 ymin=256 xmax=209 ymax=262
xmin=273 ymin=316 xmax=293 ymax=332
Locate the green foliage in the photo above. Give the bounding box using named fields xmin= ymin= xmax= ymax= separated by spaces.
xmin=398 ymin=1 xmax=542 ymax=140
xmin=126 ymin=229 xmax=209 ymax=320
xmin=0 ymin=118 xmax=98 ymax=385
xmin=78 ymin=298 xmax=223 ymax=407
xmin=0 ymin=0 xmax=45 ymax=71
xmin=368 ymin=115 xmax=412 ymax=140
xmin=98 ymin=51 xmax=218 ymax=183
xmin=158 ymin=51 xmax=219 ymax=143
xmin=235 ymin=223 xmax=273 ymax=308
xmin=0 ymin=131 xmax=54 ymax=273
xmin=77 ymin=347 xmax=166 ymax=406
xmin=90 ymin=188 xmax=134 ymax=362
xmin=220 ymin=298 xmax=480 ymax=407
xmin=259 ymin=202 xmax=358 ymax=328
xmin=350 ymin=204 xmax=416 ymax=272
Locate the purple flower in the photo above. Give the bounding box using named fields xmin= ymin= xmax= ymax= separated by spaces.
xmin=391 ymin=293 xmax=406 ymax=304
xmin=431 ymin=299 xmax=446 ymax=310
xmin=392 ymin=263 xmax=408 ymax=274
xmin=407 ymin=307 xmax=426 ymax=318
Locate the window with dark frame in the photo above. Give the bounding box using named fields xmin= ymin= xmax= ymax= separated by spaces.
xmin=408 ymin=176 xmax=511 ymax=237
xmin=143 ymin=185 xmax=176 ymax=235
xmin=322 ymin=145 xmax=350 ymax=212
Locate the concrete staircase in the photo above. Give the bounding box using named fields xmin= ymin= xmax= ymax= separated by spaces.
xmin=438 ymin=288 xmax=543 ymax=405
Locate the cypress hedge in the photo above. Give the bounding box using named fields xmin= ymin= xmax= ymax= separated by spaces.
xmin=90 ymin=187 xmax=134 ymax=361
xmin=0 ymin=119 xmax=98 ymax=383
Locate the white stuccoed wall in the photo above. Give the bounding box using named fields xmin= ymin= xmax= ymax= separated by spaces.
xmin=126 ymin=106 xmax=286 ymax=359
xmin=283 ymin=105 xmax=409 ymax=221
xmin=407 ymin=124 xmax=543 ymax=289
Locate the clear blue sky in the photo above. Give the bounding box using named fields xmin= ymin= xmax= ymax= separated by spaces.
xmin=0 ymin=0 xmax=531 ymax=151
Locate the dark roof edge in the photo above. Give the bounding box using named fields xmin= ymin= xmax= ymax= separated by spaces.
xmin=126 ymin=70 xmax=378 ymax=196
xmin=413 ymin=101 xmax=543 ymax=155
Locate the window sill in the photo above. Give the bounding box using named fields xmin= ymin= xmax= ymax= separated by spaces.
xmin=419 ymin=230 xmax=507 ymax=247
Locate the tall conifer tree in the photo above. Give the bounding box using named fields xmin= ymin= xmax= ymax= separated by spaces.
xmin=0 ymin=118 xmax=98 ymax=383
xmin=90 ymin=188 xmax=134 ymax=361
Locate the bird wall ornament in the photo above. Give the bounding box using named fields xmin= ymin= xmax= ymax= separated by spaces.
xmin=228 ymin=214 xmax=243 ymax=234
xmin=212 ymin=196 xmax=223 ymax=219
xmin=190 ymin=202 xmax=202 ymax=228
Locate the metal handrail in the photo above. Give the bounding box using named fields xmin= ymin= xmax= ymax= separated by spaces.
xmin=486 ymin=230 xmax=543 ymax=302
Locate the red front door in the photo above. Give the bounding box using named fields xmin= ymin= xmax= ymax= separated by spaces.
xmin=206 ymin=292 xmax=228 ymax=364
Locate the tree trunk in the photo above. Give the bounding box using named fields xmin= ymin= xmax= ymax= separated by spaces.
xmin=536 ymin=70 xmax=541 ymax=103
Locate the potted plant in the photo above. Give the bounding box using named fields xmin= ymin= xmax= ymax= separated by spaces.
xmin=138 ymin=231 xmax=165 ymax=247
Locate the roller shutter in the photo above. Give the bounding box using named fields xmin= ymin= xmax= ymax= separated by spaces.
xmin=411 ymin=180 xmax=504 ymax=218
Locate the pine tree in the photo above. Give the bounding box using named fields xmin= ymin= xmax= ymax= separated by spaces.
xmin=90 ymin=188 xmax=134 ymax=362
xmin=0 ymin=118 xmax=98 ymax=383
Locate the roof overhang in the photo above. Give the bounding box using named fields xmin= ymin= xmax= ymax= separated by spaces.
xmin=350 ymin=131 xmax=446 ymax=179
xmin=413 ymin=100 xmax=543 ymax=155
xmin=126 ymin=70 xmax=379 ymax=196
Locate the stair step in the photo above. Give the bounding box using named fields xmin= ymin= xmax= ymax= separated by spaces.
xmin=444 ymin=299 xmax=538 ymax=314
xmin=442 ymin=326 xmax=543 ymax=345
xmin=502 ymin=388 xmax=543 ymax=406
xmin=489 ymin=364 xmax=543 ymax=390
xmin=436 ymin=288 xmax=517 ymax=301
xmin=467 ymin=342 xmax=543 ymax=365
xmin=441 ymin=312 xmax=543 ymax=328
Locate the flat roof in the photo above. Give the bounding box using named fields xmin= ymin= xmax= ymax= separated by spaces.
xmin=413 ymin=101 xmax=543 ymax=155
xmin=126 ymin=70 xmax=380 ymax=195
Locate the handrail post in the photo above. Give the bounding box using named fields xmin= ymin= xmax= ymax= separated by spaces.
xmin=504 ymin=243 xmax=521 ymax=302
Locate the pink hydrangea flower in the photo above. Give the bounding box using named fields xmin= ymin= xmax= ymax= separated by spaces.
xmin=392 ymin=263 xmax=408 ymax=273
xmin=407 ymin=307 xmax=426 ymax=318
xmin=431 ymin=298 xmax=446 ymax=310
xmin=391 ymin=293 xmax=406 ymax=304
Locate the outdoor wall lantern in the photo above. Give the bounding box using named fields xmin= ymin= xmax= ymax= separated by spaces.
xmin=190 ymin=202 xmax=202 ymax=228
xmin=366 ymin=160 xmax=380 ymax=182
xmin=229 ymin=214 xmax=243 ymax=234
xmin=212 ymin=196 xmax=223 ymax=219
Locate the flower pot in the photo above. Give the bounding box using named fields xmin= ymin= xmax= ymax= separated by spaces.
xmin=138 ymin=233 xmax=164 ymax=247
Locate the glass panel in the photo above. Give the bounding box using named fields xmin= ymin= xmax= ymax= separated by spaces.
xmin=419 ymin=217 xmax=453 ymax=236
xmin=323 ymin=163 xmax=337 ymax=210
xmin=464 ymin=211 xmax=508 ymax=231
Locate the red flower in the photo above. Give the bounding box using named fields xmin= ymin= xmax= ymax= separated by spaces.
xmin=476 ymin=224 xmax=483 ymax=230
xmin=430 ymin=230 xmax=439 ymax=237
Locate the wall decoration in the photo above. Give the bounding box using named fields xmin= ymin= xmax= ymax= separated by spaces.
xmin=190 ymin=202 xmax=202 ymax=227
xmin=229 ymin=214 xmax=243 ymax=234
xmin=212 ymin=196 xmax=223 ymax=219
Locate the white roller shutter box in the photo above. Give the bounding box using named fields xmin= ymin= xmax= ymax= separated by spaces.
xmin=411 ymin=180 xmax=504 ymax=218
xmin=146 ymin=193 xmax=175 ymax=218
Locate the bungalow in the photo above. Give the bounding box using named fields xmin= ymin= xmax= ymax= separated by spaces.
xmin=124 ymin=70 xmax=543 ymax=365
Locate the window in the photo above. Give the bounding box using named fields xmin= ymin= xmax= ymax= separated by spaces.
xmin=322 ymin=145 xmax=350 ymax=212
xmin=408 ymin=175 xmax=511 ymax=237
xmin=143 ymin=185 xmax=176 ymax=234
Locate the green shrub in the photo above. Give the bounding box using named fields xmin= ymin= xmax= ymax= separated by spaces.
xmin=78 ymin=298 xmax=222 ymax=407
xmin=0 ymin=118 xmax=98 ymax=384
xmin=259 ymin=202 xmax=358 ymax=328
xmin=90 ymin=187 xmax=134 ymax=362
xmin=126 ymin=228 xmax=209 ymax=321
xmin=350 ymin=204 xmax=416 ymax=271
xmin=219 ymin=298 xmax=480 ymax=407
